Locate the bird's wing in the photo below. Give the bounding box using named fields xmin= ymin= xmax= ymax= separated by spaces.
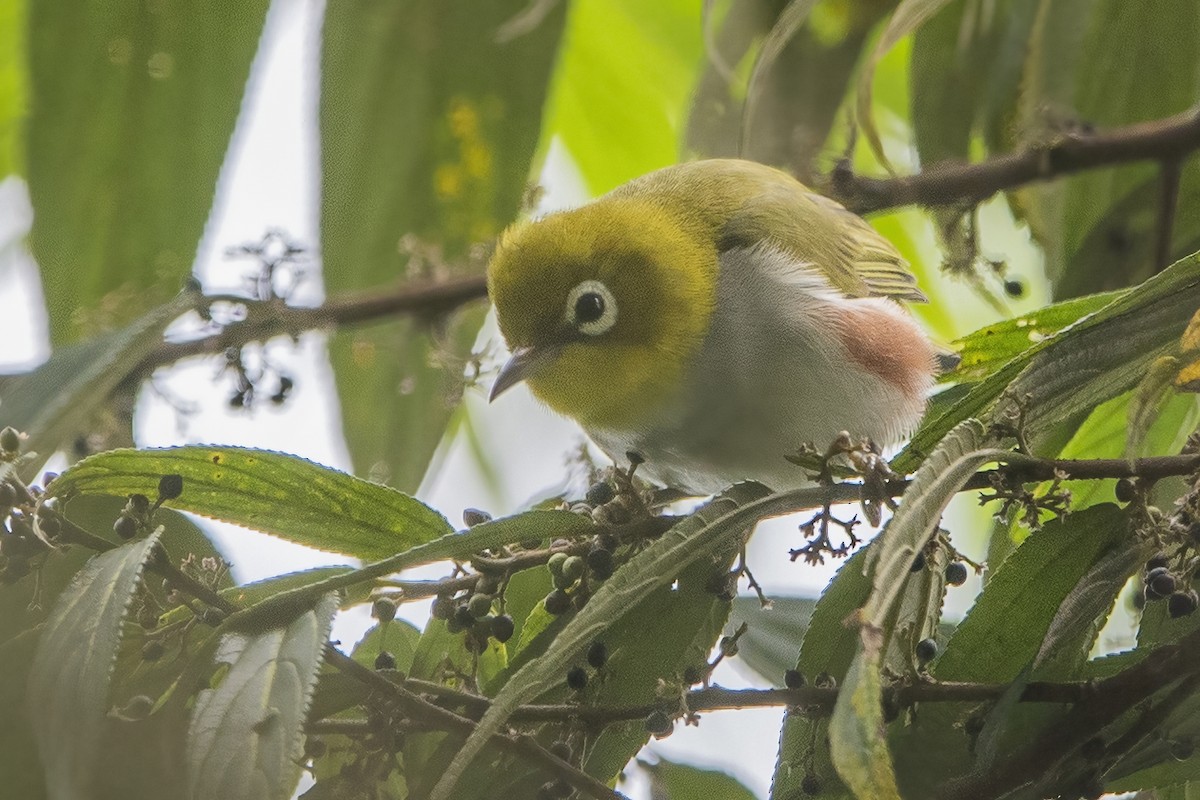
xmin=718 ymin=181 xmax=927 ymax=303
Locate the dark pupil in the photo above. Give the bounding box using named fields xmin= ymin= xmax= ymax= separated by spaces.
xmin=575 ymin=292 xmax=605 ymax=324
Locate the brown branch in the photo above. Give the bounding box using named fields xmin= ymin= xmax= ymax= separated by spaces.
xmin=131 ymin=274 xmax=489 ymax=378
xmin=323 ymin=646 xmax=626 ymax=800
xmin=937 ymin=619 xmax=1200 ymax=800
xmin=828 ymin=107 xmax=1200 ymax=215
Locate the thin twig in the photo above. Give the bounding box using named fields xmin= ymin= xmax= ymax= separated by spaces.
xmin=829 ymin=107 xmax=1200 ymax=215
xmin=323 ymin=646 xmax=626 ymax=800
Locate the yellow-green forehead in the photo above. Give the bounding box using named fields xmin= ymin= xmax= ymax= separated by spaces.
xmin=487 ymin=199 xmax=714 ymax=345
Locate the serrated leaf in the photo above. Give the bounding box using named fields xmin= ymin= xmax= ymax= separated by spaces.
xmin=28 ymin=529 xmax=163 ymax=800
xmin=830 ymin=629 xmax=901 ymax=800
xmin=865 ymin=420 xmax=1001 ymax=625
xmin=186 ymin=592 xmax=338 ymax=800
xmin=897 ymin=251 xmax=1200 ymax=472
xmin=946 ymin=291 xmax=1120 ymax=383
xmin=0 ymin=288 xmax=198 ymax=469
xmin=48 ymin=446 xmax=453 ymax=560
xmin=27 ymin=0 xmax=269 ymax=344
xmin=427 ymin=482 xmax=778 ymax=800
xmin=890 ymin=505 xmax=1129 ymax=796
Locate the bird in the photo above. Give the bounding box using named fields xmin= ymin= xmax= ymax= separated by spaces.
xmin=486 ymin=159 xmax=939 ymax=495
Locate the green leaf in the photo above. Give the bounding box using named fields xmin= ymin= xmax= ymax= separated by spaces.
xmin=731 ymin=595 xmax=816 ymax=687
xmin=1015 ymin=0 xmax=1200 ymax=295
xmin=946 ymin=290 xmax=1120 ymax=383
xmin=27 ymin=0 xmax=270 ymax=344
xmin=896 ymin=251 xmax=1200 ymax=471
xmin=545 ymin=0 xmax=703 ymax=193
xmin=890 ymin=505 xmax=1129 ymax=796
xmin=855 ymin=0 xmax=958 ymax=173
xmin=0 ymin=631 xmax=45 ymax=799
xmin=643 ymin=756 xmax=757 ymax=800
xmin=829 ymin=629 xmax=901 ymax=800
xmin=865 ymin=420 xmax=1000 ymax=626
xmin=48 ymin=446 xmax=453 ymax=560
xmin=427 ymin=482 xmax=779 ymax=800
xmin=910 ymin=0 xmax=1038 ymax=165
xmin=320 ymin=0 xmax=565 ymax=491
xmin=186 ymin=592 xmax=338 ymax=800
xmin=0 ymin=288 xmax=198 ymax=469
xmin=28 ymin=529 xmax=163 ymax=800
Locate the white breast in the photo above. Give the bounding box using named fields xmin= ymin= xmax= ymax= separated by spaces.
xmin=588 ymin=245 xmax=933 ymax=494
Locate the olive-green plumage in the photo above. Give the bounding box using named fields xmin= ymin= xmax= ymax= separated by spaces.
xmin=488 ymin=159 xmax=936 ymax=492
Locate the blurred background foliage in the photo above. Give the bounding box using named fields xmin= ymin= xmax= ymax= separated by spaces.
xmin=3 ymin=0 xmax=1200 ymax=798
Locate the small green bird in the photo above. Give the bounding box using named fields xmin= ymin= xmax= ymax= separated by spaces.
xmin=487 ymin=159 xmax=938 ymax=493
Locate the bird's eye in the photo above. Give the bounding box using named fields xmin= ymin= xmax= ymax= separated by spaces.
xmin=565 ymin=280 xmax=618 ymax=336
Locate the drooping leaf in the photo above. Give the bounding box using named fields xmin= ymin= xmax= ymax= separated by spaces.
xmin=320 ymin=1 xmax=565 ymax=492
xmin=26 ymin=0 xmax=270 ymax=344
xmin=28 ymin=529 xmax=163 ymax=800
xmin=0 ymin=288 xmax=198 ymax=471
xmin=48 ymin=446 xmax=453 ymax=560
xmin=186 ymin=592 xmax=339 ymax=800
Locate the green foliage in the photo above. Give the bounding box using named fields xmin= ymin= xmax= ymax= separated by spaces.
xmin=7 ymin=2 xmax=1200 ymax=799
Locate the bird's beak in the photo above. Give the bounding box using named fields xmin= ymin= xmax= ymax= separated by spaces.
xmin=489 ymin=345 xmax=558 ymax=401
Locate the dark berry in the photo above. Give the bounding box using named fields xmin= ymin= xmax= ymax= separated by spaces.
xmin=549 ymin=740 xmax=573 ymax=761
xmin=0 ymin=426 xmax=20 ymax=453
xmin=128 ymin=494 xmax=151 ymax=514
xmin=945 ymin=561 xmax=969 ymax=586
xmin=1147 ymin=552 xmax=1171 ymax=571
xmin=682 ymin=665 xmax=704 ymax=685
xmin=586 ymin=546 xmax=615 ymax=579
xmin=566 ymin=666 xmax=588 ymax=691
xmin=157 ymin=474 xmax=184 ymax=501
xmin=454 ymin=604 xmax=475 ymax=629
xmin=431 ymin=596 xmax=455 ymax=620
xmin=141 ymin=640 xmax=166 ymax=662
xmin=910 ymin=552 xmax=926 ymax=572
xmin=801 ymin=773 xmax=822 ymax=795
xmin=1170 ymin=738 xmax=1195 ymax=760
xmin=585 ymin=481 xmax=615 ymax=506
xmin=1003 ymin=279 xmax=1025 ymax=298
xmin=784 ymin=669 xmax=806 ymax=689
xmin=586 ymin=640 xmax=608 ymax=669
xmin=544 ymin=589 xmax=571 ymax=615
xmin=113 ymin=515 xmax=138 ymax=540
xmin=915 ymin=638 xmax=938 ymax=664
xmin=1169 ymin=591 xmax=1198 ymax=618
xmin=374 ymin=651 xmax=396 ymax=670
xmin=1115 ymin=477 xmax=1138 ymax=503
xmin=476 ymin=573 xmax=500 ymax=595
xmin=1147 ymin=568 xmax=1177 ymax=599
xmin=372 ymin=597 xmax=397 ymax=623
xmin=446 ymin=614 xmax=465 ymax=634
xmin=644 ymin=710 xmax=672 ymax=736
xmin=462 ymin=508 xmax=492 ymax=527
xmin=490 ymin=614 xmax=515 ymax=643
xmin=719 ymin=635 xmax=739 ymax=658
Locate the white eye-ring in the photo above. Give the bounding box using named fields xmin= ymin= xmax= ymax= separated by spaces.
xmin=566 ymin=280 xmax=618 ymax=336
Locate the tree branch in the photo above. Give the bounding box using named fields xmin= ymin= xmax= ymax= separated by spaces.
xmin=828 ymin=107 xmax=1200 ymax=215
